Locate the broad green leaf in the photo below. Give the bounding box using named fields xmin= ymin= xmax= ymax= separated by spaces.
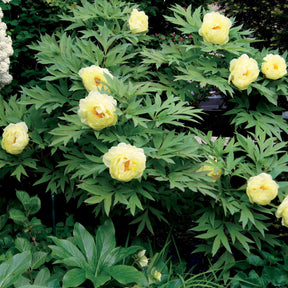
xmin=95 ymin=219 xmax=116 ymax=269
xmin=73 ymin=223 xmax=97 ymax=267
xmin=34 ymin=268 xmax=51 ymax=285
xmin=63 ymin=268 xmax=86 ymax=287
xmin=9 ymin=209 xmax=28 ymax=223
xmin=105 ymin=265 xmax=148 ymax=287
xmin=15 ymin=238 xmax=31 ymax=252
xmin=31 ymin=252 xmax=47 ymax=270
xmin=0 ymin=252 xmax=31 ymax=288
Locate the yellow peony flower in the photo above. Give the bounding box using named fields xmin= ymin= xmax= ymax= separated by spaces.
xmin=228 ymin=54 xmax=259 ymax=90
xmin=129 ymin=9 xmax=148 ymax=34
xmin=137 ymin=250 xmax=149 ymax=267
xmin=78 ymin=65 xmax=113 ymax=91
xmin=103 ymin=142 xmax=146 ymax=182
xmin=246 ymin=173 xmax=278 ymax=205
xmin=276 ymin=195 xmax=288 ymax=227
xmin=198 ymin=11 xmax=232 ymax=45
xmin=78 ymin=90 xmax=117 ymax=131
xmin=197 ymin=157 xmax=222 ymax=182
xmin=1 ymin=122 xmax=29 ymax=155
xmin=261 ymin=54 xmax=287 ymax=80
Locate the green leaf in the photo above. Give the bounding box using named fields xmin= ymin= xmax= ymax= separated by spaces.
xmin=34 ymin=268 xmax=51 ymax=285
xmin=73 ymin=223 xmax=97 ymax=267
xmin=9 ymin=209 xmax=28 ymax=223
xmin=246 ymin=255 xmax=265 ymax=267
xmin=15 ymin=238 xmax=31 ymax=252
xmin=31 ymin=252 xmax=47 ymax=270
xmin=0 ymin=214 xmax=8 ymax=231
xmin=63 ymin=268 xmax=86 ymax=288
xmin=0 ymin=252 xmax=32 ymax=288
xmin=11 ymin=165 xmax=28 ymax=181
xmin=105 ymin=265 xmax=148 ymax=287
xmin=95 ymin=219 xmax=116 ymax=267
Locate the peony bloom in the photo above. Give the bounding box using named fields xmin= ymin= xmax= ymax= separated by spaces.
xmin=246 ymin=173 xmax=278 ymax=205
xmin=276 ymin=195 xmax=288 ymax=227
xmin=78 ymin=90 xmax=117 ymax=131
xmin=199 ymin=11 xmax=232 ymax=45
xmin=228 ymin=54 xmax=259 ymax=90
xmin=129 ymin=9 xmax=148 ymax=34
xmin=103 ymin=142 xmax=146 ymax=182
xmin=261 ymin=54 xmax=287 ymax=80
xmin=78 ymin=65 xmax=113 ymax=91
xmin=137 ymin=250 xmax=149 ymax=267
xmin=1 ymin=122 xmax=29 ymax=155
xmin=197 ymin=157 xmax=222 ymax=182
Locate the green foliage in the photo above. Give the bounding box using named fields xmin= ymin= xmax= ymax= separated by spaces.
xmin=49 ymin=220 xmax=148 ymax=287
xmin=0 ymin=0 xmax=81 ymax=97
xmin=215 ymin=0 xmax=288 ymax=52
xmin=230 ymin=245 xmax=288 ymax=288
xmin=0 ymin=251 xmax=31 ymax=288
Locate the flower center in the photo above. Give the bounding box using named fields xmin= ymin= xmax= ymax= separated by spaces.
xmin=124 ymin=160 xmax=130 ymax=172
xmin=212 ymin=25 xmax=221 ymax=30
xmin=94 ymin=76 xmax=101 ymax=86
xmin=273 ymin=64 xmax=279 ymax=70
xmin=260 ymin=185 xmax=268 ymax=190
xmin=243 ymin=70 xmax=249 ymax=77
xmin=13 ymin=136 xmax=17 ymax=144
xmin=93 ymin=107 xmax=105 ymax=118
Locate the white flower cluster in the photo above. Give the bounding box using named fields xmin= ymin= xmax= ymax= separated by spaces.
xmin=2 ymin=0 xmax=12 ymax=3
xmin=0 ymin=7 xmax=13 ymax=88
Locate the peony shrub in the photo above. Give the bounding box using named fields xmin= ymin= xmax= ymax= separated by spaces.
xmin=0 ymin=0 xmax=288 ymax=283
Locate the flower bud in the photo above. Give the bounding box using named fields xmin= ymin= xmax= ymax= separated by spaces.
xmin=276 ymin=195 xmax=288 ymax=227
xmin=129 ymin=9 xmax=148 ymax=34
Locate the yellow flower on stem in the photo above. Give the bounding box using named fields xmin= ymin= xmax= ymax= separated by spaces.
xmin=197 ymin=157 xmax=222 ymax=182
xmin=78 ymin=90 xmax=117 ymax=131
xmin=129 ymin=9 xmax=148 ymax=34
xmin=199 ymin=11 xmax=232 ymax=45
xmin=78 ymin=65 xmax=113 ymax=91
xmin=246 ymin=173 xmax=278 ymax=205
xmin=276 ymin=195 xmax=288 ymax=227
xmin=228 ymin=54 xmax=259 ymax=90
xmin=103 ymin=142 xmax=146 ymax=182
xmin=152 ymin=270 xmax=162 ymax=282
xmin=261 ymin=54 xmax=287 ymax=80
xmin=1 ymin=122 xmax=29 ymax=155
